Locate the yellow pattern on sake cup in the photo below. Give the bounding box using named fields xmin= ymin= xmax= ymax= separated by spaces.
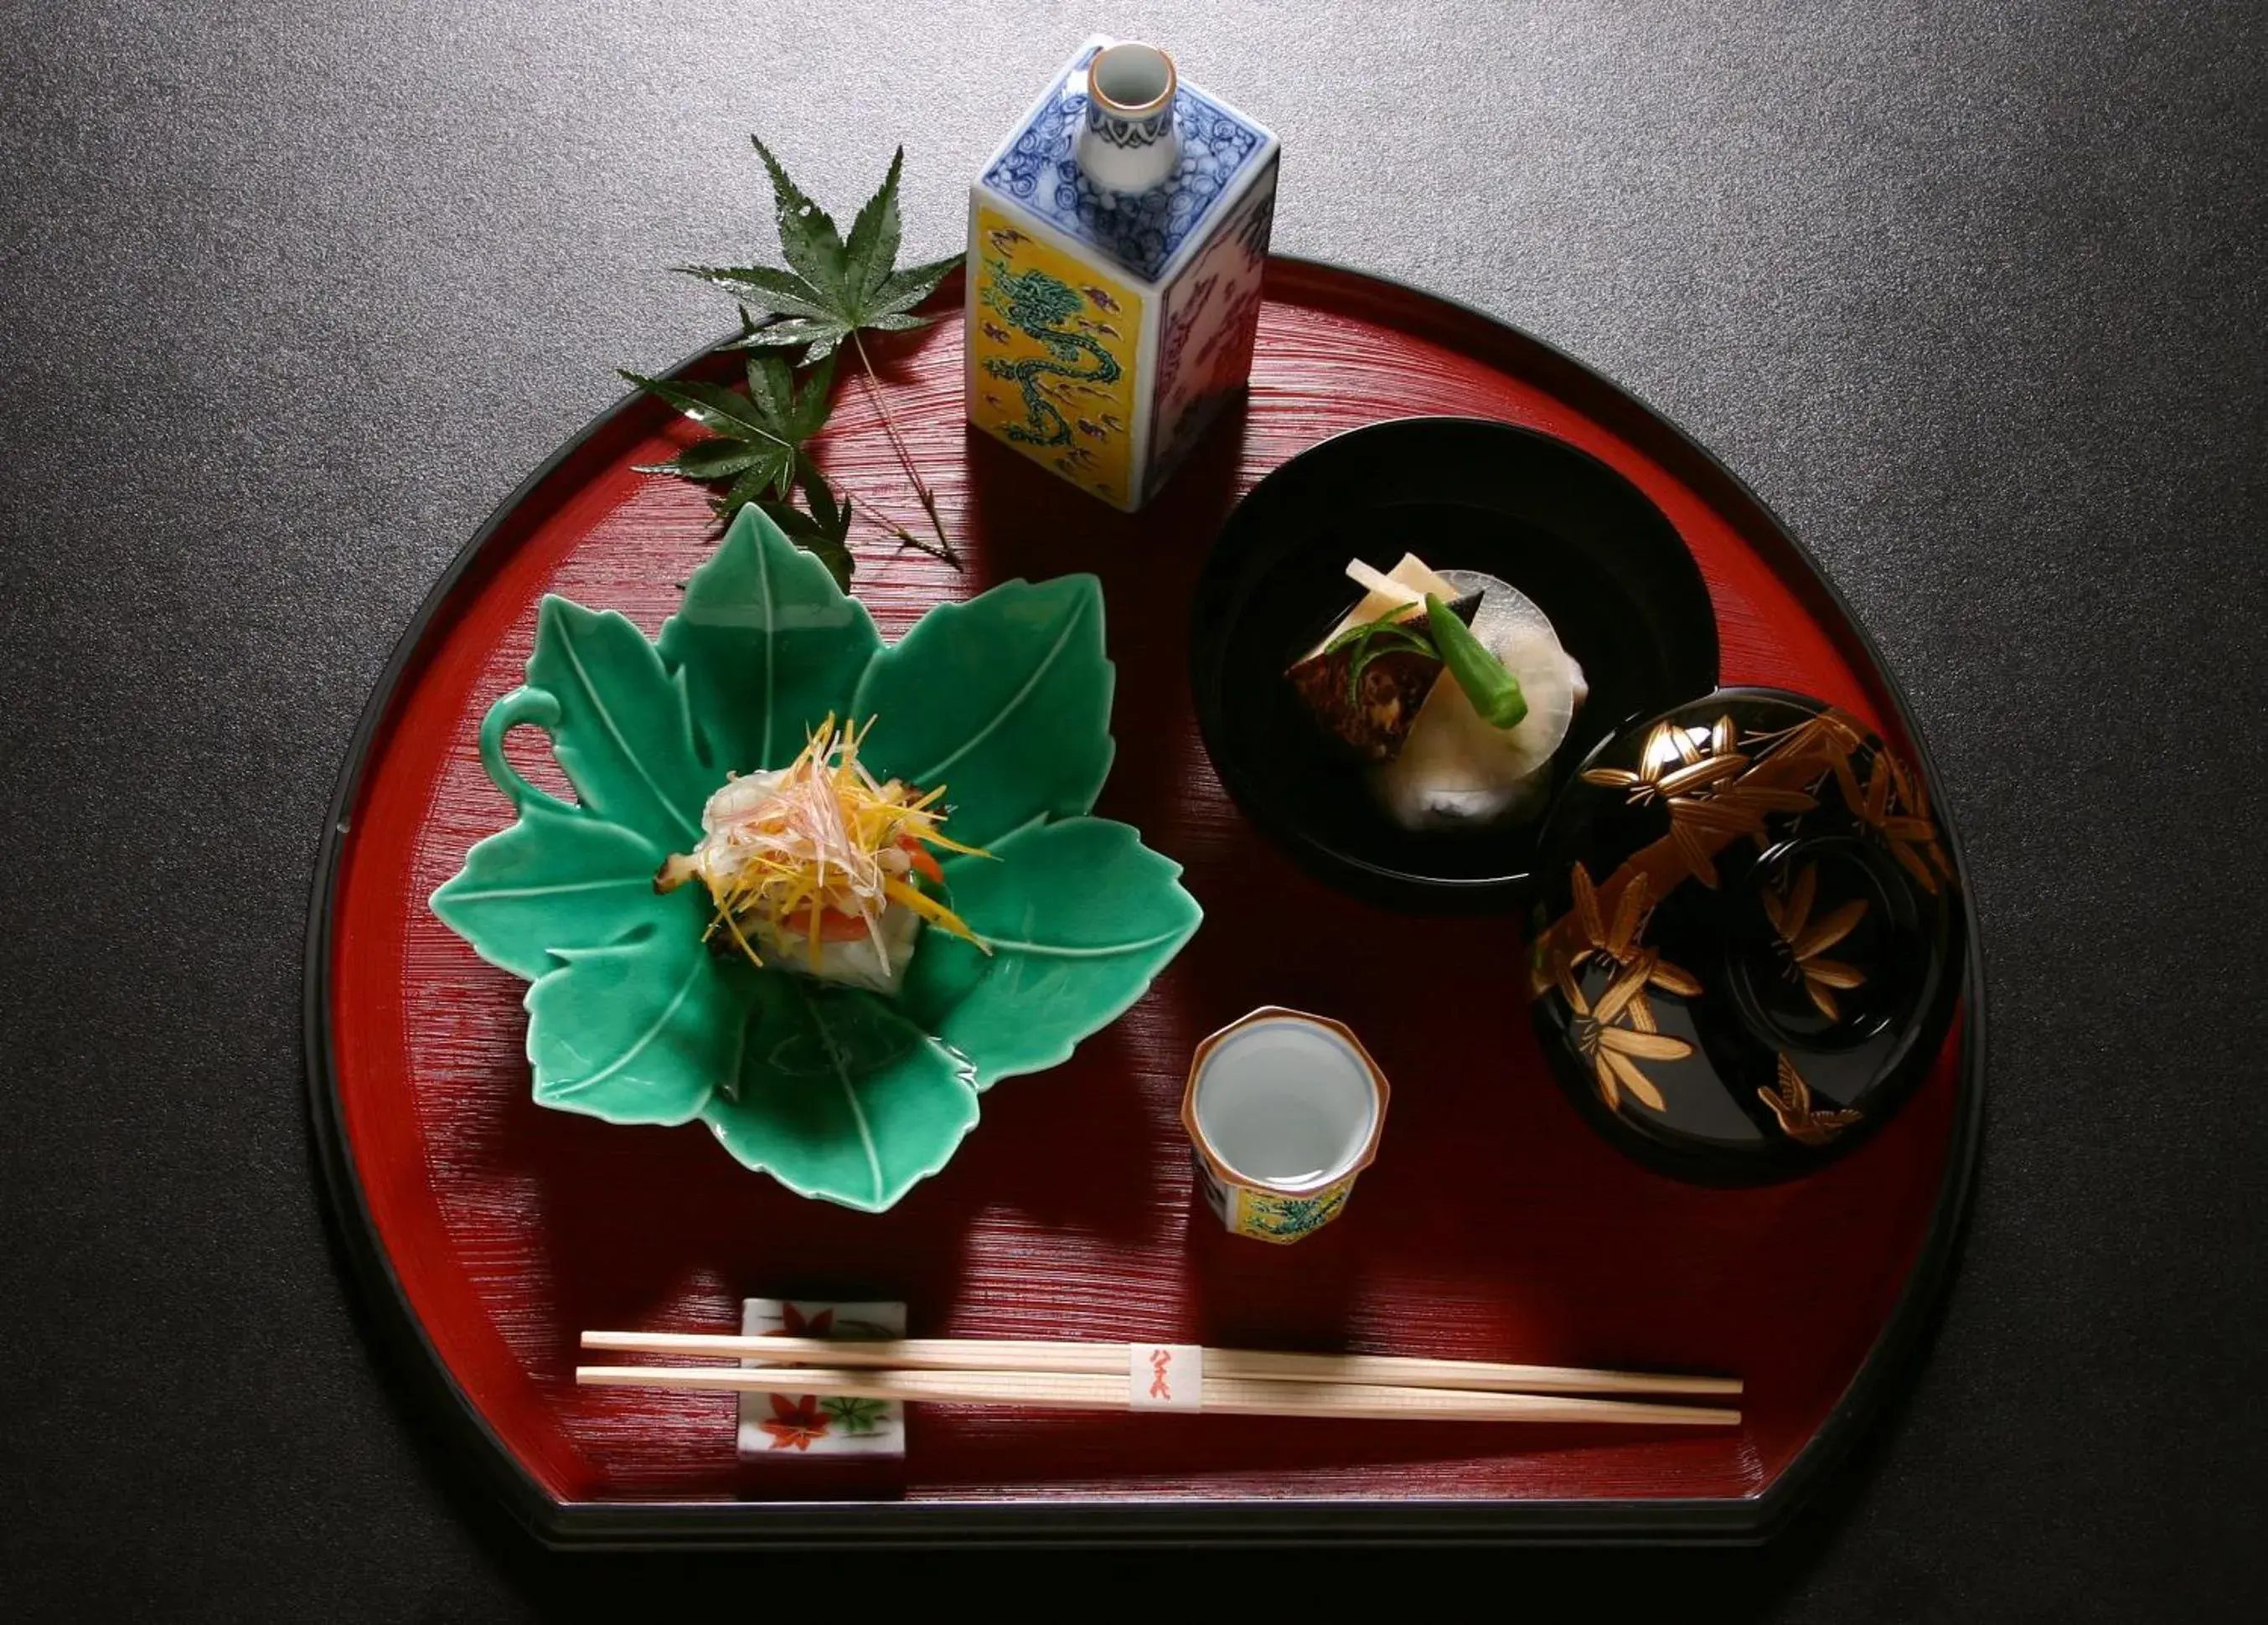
xmin=1181 ymin=1008 xmax=1390 ymax=1244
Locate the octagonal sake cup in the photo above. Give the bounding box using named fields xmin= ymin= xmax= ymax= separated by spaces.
xmin=1180 ymin=1008 xmax=1390 ymax=1243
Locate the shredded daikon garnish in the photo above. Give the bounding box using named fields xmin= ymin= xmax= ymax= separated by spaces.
xmin=1344 ymin=558 xmax=1424 ymax=606
xmin=656 ymin=714 xmax=987 ymax=970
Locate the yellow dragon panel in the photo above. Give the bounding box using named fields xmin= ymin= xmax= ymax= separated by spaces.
xmin=969 ymin=205 xmax=1144 ymax=508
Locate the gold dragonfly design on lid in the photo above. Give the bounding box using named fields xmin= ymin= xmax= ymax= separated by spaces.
xmin=1758 ymin=1053 xmax=1862 ymax=1147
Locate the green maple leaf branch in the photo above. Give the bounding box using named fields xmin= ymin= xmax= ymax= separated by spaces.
xmin=676 ymin=139 xmax=959 ymax=560
xmin=755 ymin=467 xmax=855 ymax=592
xmin=625 ymin=339 xmax=944 ymax=585
xmin=626 ymin=350 xmax=834 ymax=508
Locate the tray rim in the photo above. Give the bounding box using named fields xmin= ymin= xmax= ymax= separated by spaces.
xmin=302 ymin=255 xmax=1986 ymax=1549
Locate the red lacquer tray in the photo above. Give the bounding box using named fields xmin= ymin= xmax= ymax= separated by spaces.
xmin=306 ymin=260 xmax=1982 ymax=1545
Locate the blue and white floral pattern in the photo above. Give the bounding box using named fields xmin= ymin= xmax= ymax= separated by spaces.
xmin=980 ymin=44 xmax=1268 ymax=283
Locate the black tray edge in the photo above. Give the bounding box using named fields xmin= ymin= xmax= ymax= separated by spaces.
xmin=301 ymin=257 xmax=1986 ymax=1550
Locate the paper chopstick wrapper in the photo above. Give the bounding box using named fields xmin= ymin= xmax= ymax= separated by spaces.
xmin=1129 ymin=1343 xmax=1203 ymax=1411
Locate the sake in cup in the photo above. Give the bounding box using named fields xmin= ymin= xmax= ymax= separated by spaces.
xmin=1181 ymin=1008 xmax=1390 ymax=1243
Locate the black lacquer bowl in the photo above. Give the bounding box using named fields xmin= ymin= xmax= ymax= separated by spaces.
xmin=1527 ymin=689 xmax=1966 ymax=1184
xmin=1188 ymin=417 xmax=1720 ymax=911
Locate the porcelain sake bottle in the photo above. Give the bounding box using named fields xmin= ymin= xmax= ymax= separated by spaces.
xmin=966 ymin=38 xmax=1280 ymax=511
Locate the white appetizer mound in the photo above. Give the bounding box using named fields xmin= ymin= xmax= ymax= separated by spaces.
xmin=1362 ymin=560 xmax=1588 ymax=834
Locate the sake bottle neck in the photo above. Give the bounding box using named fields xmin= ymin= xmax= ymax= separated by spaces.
xmin=1077 ymin=42 xmax=1180 ymax=193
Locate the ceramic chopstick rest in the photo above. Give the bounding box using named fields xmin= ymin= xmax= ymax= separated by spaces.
xmin=1181 ymin=1008 xmax=1390 ymax=1243
xmin=736 ymin=1297 xmax=907 ymax=1458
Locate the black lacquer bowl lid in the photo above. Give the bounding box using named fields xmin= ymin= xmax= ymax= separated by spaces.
xmin=1527 ymin=688 xmax=1966 ymax=1184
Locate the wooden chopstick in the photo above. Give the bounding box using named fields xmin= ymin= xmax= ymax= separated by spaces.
xmin=575 ymin=1363 xmax=1741 ymax=1426
xmin=577 ymin=1331 xmax=1740 ymax=1399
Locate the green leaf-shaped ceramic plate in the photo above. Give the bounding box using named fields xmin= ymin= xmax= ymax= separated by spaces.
xmin=431 ymin=508 xmax=1201 ymax=1211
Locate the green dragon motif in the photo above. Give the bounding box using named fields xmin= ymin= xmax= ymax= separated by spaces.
xmin=1243 ymin=1186 xmax=1346 ymax=1240
xmin=979 ymin=255 xmax=1122 ymax=447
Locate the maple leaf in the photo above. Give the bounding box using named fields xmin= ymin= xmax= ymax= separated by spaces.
xmin=674 ymin=137 xmax=961 ymax=560
xmin=681 ymin=141 xmax=958 ymax=368
xmin=757 ymin=467 xmax=855 ymax=591
xmin=625 ymin=350 xmax=834 ymax=518
xmin=758 ymin=1392 xmax=829 ymax=1451
xmin=778 ymin=1303 xmax=835 ymax=1337
xmin=819 ymin=1395 xmax=890 ymax=1436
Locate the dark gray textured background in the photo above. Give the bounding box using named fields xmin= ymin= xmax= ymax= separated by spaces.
xmin=3 ymin=1 xmax=2261 ymax=1617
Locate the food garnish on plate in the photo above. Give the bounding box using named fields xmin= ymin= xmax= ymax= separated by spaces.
xmin=1287 ymin=553 xmax=1589 ymax=833
xmin=654 ymin=714 xmax=988 ymax=995
xmin=1284 ymin=562 xmax=1481 ymax=761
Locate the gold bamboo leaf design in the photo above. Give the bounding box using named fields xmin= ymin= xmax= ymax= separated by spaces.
xmin=1863 ymin=759 xmax=1890 ymax=822
xmin=1669 ymin=824 xmax=1714 ymax=888
xmin=1579 ymin=720 xmax=1713 ymax=803
xmin=1607 ymin=869 xmax=1649 ymax=958
xmin=1656 ymin=754 xmax=1746 ymax=797
xmin=1749 ymin=710 xmax=1866 ymax=811
xmin=1852 ymin=752 xmax=1952 ymax=895
xmin=1670 ymin=796 xmax=1763 ymax=836
xmin=1886 ymin=751 xmax=1918 ymax=807
xmin=1647 ymin=956 xmax=1702 ymax=997
xmin=1571 ymin=859 xmax=1606 ymax=947
xmin=1883 ymin=752 xmax=1955 ymax=881
xmin=1792 ymin=899 xmax=1866 ymax=961
xmin=1578 ymin=765 xmax=1645 ymax=794
xmin=1593 ymin=949 xmax=1653 ymax=1023
xmin=1565 ymin=864 xmax=1702 ymax=998
xmin=1604 ymin=1050 xmax=1666 ymax=1112
xmin=1768 ymin=861 xmax=1868 ymax=1019
xmin=1732 ymin=785 xmax=1823 ymax=815
xmin=1779 ymin=863 xmax=1815 ymax=935
xmin=1586 ymin=714 xmax=1816 ymax=890
xmin=1552 ymin=949 xmax=1692 ymax=1115
xmin=1609 ymin=1029 xmax=1692 ymax=1060
xmin=1748 ymin=709 xmax=1955 ymax=894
